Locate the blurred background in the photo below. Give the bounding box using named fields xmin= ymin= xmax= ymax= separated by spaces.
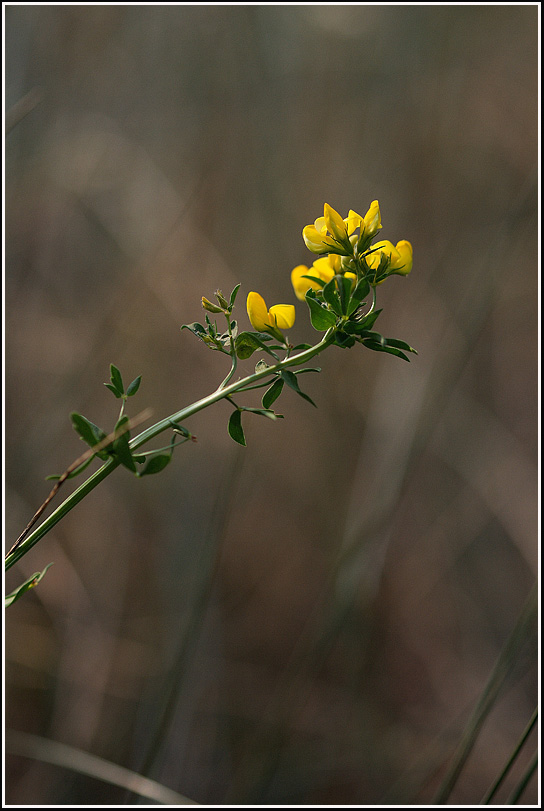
xmin=4 ymin=5 xmax=538 ymax=806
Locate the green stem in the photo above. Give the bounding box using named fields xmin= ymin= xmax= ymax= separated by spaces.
xmin=481 ymin=708 xmax=537 ymax=804
xmin=6 ymin=329 xmax=335 ymax=571
xmin=218 ymin=312 xmax=238 ymax=390
xmin=432 ymin=584 xmax=537 ymax=804
xmin=506 ymin=750 xmax=538 ymax=804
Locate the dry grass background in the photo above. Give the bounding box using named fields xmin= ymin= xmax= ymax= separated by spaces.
xmin=5 ymin=5 xmax=538 ymax=805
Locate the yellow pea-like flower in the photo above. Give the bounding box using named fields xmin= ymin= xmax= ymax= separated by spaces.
xmin=247 ymin=292 xmax=295 ymax=333
xmin=365 ymin=239 xmax=413 ymax=281
xmin=291 ymin=255 xmax=343 ymax=301
xmin=393 ymin=240 xmax=413 ymax=275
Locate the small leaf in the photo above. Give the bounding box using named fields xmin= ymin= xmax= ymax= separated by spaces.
xmin=228 ymin=409 xmax=246 ymax=445
xmin=113 ymin=416 xmax=137 ymax=472
xmin=229 ymin=283 xmax=241 ymax=307
xmin=126 ymin=375 xmax=142 ymax=396
xmin=305 ymin=292 xmax=337 ymax=331
xmin=255 ymin=360 xmax=269 ymax=373
xmin=71 ymin=413 xmax=111 ymax=459
xmin=281 ymin=370 xmax=317 ymax=407
xmin=334 ymin=330 xmax=356 ymax=349
xmin=322 ymin=279 xmax=342 ymax=315
xmin=240 ymin=407 xmax=278 ymax=420
xmin=110 ymin=364 xmax=124 ymax=395
xmin=336 ymin=274 xmax=353 ymax=314
xmin=104 ymin=383 xmax=123 ymax=398
xmin=235 ymin=331 xmax=279 ymax=360
xmin=262 ymin=377 xmax=284 ymax=409
xmin=292 ymin=343 xmax=312 ymax=350
xmin=301 ymin=274 xmax=326 ymax=288
xmin=344 ymin=309 xmax=383 ymax=333
xmin=349 ymin=277 xmax=370 ymax=312
xmin=137 ymin=454 xmax=172 ymax=476
xmin=362 ymin=340 xmax=410 ymax=361
xmin=383 ymin=337 xmax=418 ymax=354
xmin=5 ymin=564 xmax=53 ymax=607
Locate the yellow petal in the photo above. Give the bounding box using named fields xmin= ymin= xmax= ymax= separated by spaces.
xmin=393 ymin=240 xmax=413 ymax=274
xmin=269 ymin=304 xmax=295 ymax=330
xmin=291 ymin=265 xmax=319 ymax=301
xmin=247 ymin=291 xmax=272 ymax=332
xmin=324 ymin=203 xmax=347 ymax=241
xmin=363 ymin=200 xmax=382 ymax=238
xmin=303 ymin=224 xmax=332 ymax=254
xmin=345 ymin=209 xmax=363 ymax=236
xmin=312 ymin=257 xmax=336 ymax=283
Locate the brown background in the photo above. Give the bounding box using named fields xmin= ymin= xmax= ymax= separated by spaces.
xmin=5 ymin=5 xmax=538 ymax=805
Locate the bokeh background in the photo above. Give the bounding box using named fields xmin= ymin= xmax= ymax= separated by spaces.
xmin=4 ymin=5 xmax=538 ymax=806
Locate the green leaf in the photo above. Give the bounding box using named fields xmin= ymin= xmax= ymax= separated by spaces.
xmin=110 ymin=364 xmax=124 ymax=395
xmin=349 ymin=276 xmax=370 ymax=309
xmin=262 ymin=377 xmax=284 ymax=409
xmin=180 ymin=321 xmax=207 ymax=339
xmin=5 ymin=564 xmax=53 ymax=607
xmin=240 ymin=407 xmax=278 ymax=420
xmin=281 ymin=370 xmax=317 ymax=407
xmin=344 ymin=309 xmax=383 ymax=333
xmin=336 ymin=274 xmax=353 ymax=315
xmin=229 ymin=283 xmax=241 ymax=307
xmin=70 ymin=413 xmax=111 ymax=459
xmin=104 ymin=383 xmax=123 ymax=398
xmin=137 ymin=454 xmax=172 ymax=476
xmin=305 ymin=292 xmax=337 ymax=331
xmin=362 ymin=340 xmax=410 ymax=361
xmin=292 ymin=343 xmax=312 ymax=350
xmin=255 ymin=360 xmax=270 ymax=373
xmin=334 ymin=331 xmax=356 ymax=349
xmin=301 ymin=274 xmax=326 ymax=288
xmin=382 ymin=337 xmax=418 ymax=354
xmin=235 ymin=331 xmax=279 ymax=360
xmin=228 ymin=409 xmax=246 ymax=445
xmin=126 ymin=375 xmax=142 ymax=396
xmin=112 ymin=416 xmax=137 ymax=472
xmin=294 ymin=367 xmax=321 ymax=374
xmin=322 ymin=279 xmax=342 ymax=315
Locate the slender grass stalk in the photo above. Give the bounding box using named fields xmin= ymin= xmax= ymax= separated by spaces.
xmin=481 ymin=708 xmax=537 ymax=804
xmin=506 ymin=750 xmax=538 ymax=805
xmin=5 ymin=331 xmax=334 ymax=572
xmin=433 ymin=584 xmax=537 ymax=804
xmin=5 ymin=729 xmax=198 ymax=805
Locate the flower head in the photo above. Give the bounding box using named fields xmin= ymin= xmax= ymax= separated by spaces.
xmin=247 ymin=292 xmax=295 ymax=334
xmin=291 ymin=255 xmax=355 ymax=301
xmin=365 ymin=239 xmax=413 ymax=283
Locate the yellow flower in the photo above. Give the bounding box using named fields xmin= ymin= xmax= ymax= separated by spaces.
xmin=303 ymin=201 xmax=382 ymax=254
xmin=246 ymin=291 xmax=295 ymax=333
xmin=291 ymin=255 xmax=341 ymax=300
xmin=345 ymin=200 xmax=381 ymax=239
xmin=365 ymin=239 xmax=413 ymax=281
xmin=291 ymin=255 xmax=356 ymax=301
xmin=302 ymin=203 xmax=348 ymax=254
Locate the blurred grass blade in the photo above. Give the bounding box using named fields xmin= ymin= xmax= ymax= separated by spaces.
xmin=5 ymin=564 xmax=53 ymax=607
xmin=433 ymin=584 xmax=537 ymax=804
xmin=481 ymin=708 xmax=537 ymax=803
xmin=6 ymin=730 xmax=198 ymax=805
xmin=506 ymin=750 xmax=538 ymax=804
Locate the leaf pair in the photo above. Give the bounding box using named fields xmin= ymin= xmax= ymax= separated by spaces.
xmin=104 ymin=364 xmax=141 ymax=399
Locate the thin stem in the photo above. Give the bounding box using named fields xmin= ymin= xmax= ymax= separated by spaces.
xmin=6 ymin=330 xmax=335 ymax=571
xmin=481 ymin=708 xmax=537 ymax=803
xmin=506 ymin=750 xmax=538 ymax=804
xmin=218 ymin=312 xmax=238 ymax=390
xmin=432 ymin=584 xmax=537 ymax=804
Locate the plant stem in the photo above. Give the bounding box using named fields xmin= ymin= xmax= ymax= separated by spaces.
xmin=432 ymin=584 xmax=537 ymax=804
xmin=481 ymin=708 xmax=537 ymax=804
xmin=6 ymin=330 xmax=334 ymax=571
